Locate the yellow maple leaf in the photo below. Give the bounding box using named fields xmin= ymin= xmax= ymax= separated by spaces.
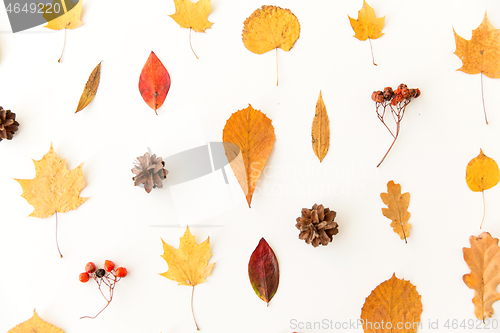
xmin=348 ymin=0 xmax=385 ymax=65
xmin=8 ymin=309 xmax=64 ymax=333
xmin=42 ymin=0 xmax=84 ymax=62
xmin=466 ymin=149 xmax=499 ymax=228
xmin=380 ymin=180 xmax=411 ymax=243
xmin=242 ymin=5 xmax=300 ymax=85
xmin=15 ymin=144 xmax=88 ymax=257
xmin=454 ymin=12 xmax=500 ymax=124
xmin=160 ymin=226 xmax=215 ymax=330
xmin=169 ymin=0 xmax=213 ymax=59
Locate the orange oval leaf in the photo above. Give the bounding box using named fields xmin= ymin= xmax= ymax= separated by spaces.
xmin=139 ymin=51 xmax=171 ymax=115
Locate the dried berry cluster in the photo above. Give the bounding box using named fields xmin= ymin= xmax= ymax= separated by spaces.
xmin=371 ymin=83 xmax=421 ymax=167
xmin=79 ymin=260 xmax=127 ymax=319
xmin=371 ymin=84 xmax=420 ymax=106
xmin=296 ymin=204 xmax=339 ymax=247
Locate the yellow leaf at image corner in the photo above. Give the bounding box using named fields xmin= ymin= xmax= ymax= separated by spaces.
xmin=466 ymin=149 xmax=500 ymax=192
xmin=169 ymin=0 xmax=213 ymax=32
xmin=14 ymin=144 xmax=88 ymax=219
xmin=43 ymin=0 xmax=83 ymax=30
xmin=454 ymin=13 xmax=500 ymax=78
xmin=348 ymin=0 xmax=385 ymax=41
xmin=160 ymin=226 xmax=215 ymax=286
xmin=8 ymin=309 xmax=64 ymax=333
xmin=242 ymin=5 xmax=300 ymax=55
xmin=381 ymin=180 xmax=411 ymax=241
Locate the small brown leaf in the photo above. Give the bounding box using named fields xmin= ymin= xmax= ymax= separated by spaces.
xmin=360 ymin=274 xmax=422 ymax=333
xmin=223 ymin=104 xmax=275 ymax=207
xmin=381 ymin=180 xmax=411 ymax=243
xmin=311 ymin=90 xmax=330 ymax=162
xmin=76 ymin=62 xmax=101 ymax=113
xmin=463 ymin=232 xmax=500 ymax=321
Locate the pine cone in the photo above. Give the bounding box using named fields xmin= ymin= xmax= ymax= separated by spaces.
xmin=296 ymin=204 xmax=338 ymax=247
xmin=132 ymin=152 xmax=168 ymax=193
xmin=0 ymin=107 xmax=19 ymax=141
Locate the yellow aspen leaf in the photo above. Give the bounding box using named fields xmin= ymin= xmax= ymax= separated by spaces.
xmin=380 ymin=180 xmax=411 ymax=243
xmin=160 ymin=226 xmax=215 ymax=330
xmin=360 ymin=274 xmax=422 ymax=333
xmin=222 ymin=104 xmax=275 ymax=208
xmin=454 ymin=13 xmax=500 ymax=124
xmin=463 ymin=232 xmax=500 ymax=321
xmin=76 ymin=62 xmax=101 ymax=113
xmin=169 ymin=0 xmax=213 ymax=59
xmin=15 ymin=144 xmax=88 ymax=257
xmin=311 ymin=91 xmax=330 ymax=162
xmin=242 ymin=5 xmax=300 ymax=85
xmin=8 ymin=309 xmax=64 ymax=333
xmin=348 ymin=0 xmax=385 ymax=65
xmin=466 ymin=149 xmax=499 ymax=228
xmin=41 ymin=0 xmax=84 ymax=62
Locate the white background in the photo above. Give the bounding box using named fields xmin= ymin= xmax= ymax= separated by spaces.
xmin=1 ymin=0 xmax=500 ymax=332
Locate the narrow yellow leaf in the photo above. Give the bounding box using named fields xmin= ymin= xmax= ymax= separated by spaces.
xmin=311 ymin=91 xmax=330 ymax=162
xmin=76 ymin=62 xmax=101 ymax=113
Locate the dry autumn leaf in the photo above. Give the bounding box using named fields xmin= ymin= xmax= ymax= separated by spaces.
xmin=348 ymin=0 xmax=385 ymax=65
xmin=8 ymin=309 xmax=64 ymax=333
xmin=139 ymin=51 xmax=171 ymax=115
xmin=42 ymin=0 xmax=83 ymax=62
xmin=242 ymin=5 xmax=300 ymax=85
xmin=454 ymin=13 xmax=500 ymax=124
xmin=15 ymin=144 xmax=88 ymax=257
xmin=222 ymin=104 xmax=275 ymax=207
xmin=169 ymin=0 xmax=213 ymax=58
xmin=160 ymin=226 xmax=215 ymax=330
xmin=311 ymin=91 xmax=330 ymax=162
xmin=76 ymin=62 xmax=101 ymax=113
xmin=463 ymin=232 xmax=500 ymax=321
xmin=381 ymin=180 xmax=411 ymax=243
xmin=466 ymin=149 xmax=499 ymax=228
xmin=360 ymin=274 xmax=422 ymax=333
xmin=248 ymin=238 xmax=279 ymax=306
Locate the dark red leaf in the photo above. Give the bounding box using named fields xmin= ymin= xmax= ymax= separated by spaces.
xmin=138 ymin=51 xmax=171 ymax=115
xmin=248 ymin=237 xmax=279 ymax=306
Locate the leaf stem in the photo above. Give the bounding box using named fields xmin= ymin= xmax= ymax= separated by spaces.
xmin=189 ymin=28 xmax=199 ymax=59
xmin=55 ymin=211 xmax=63 ymax=258
xmin=58 ymin=28 xmax=67 ymax=63
xmin=275 ymin=48 xmax=279 ymax=86
xmin=480 ymin=72 xmax=488 ymax=125
xmin=191 ymin=286 xmax=200 ymax=331
xmin=368 ymin=38 xmax=377 ymax=66
xmin=481 ymin=190 xmax=486 ymax=229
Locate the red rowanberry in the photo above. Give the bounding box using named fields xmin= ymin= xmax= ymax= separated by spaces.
xmin=104 ymin=260 xmax=115 ymax=272
xmin=79 ymin=272 xmax=90 ymax=283
xmin=85 ymin=262 xmax=96 ymax=273
xmin=115 ymin=267 xmax=127 ymax=277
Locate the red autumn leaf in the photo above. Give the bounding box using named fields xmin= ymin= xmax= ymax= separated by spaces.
xmin=248 ymin=238 xmax=279 ymax=306
xmin=138 ymin=51 xmax=171 ymax=115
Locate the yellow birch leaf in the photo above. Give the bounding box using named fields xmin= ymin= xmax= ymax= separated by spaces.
xmin=311 ymin=91 xmax=330 ymax=162
xmin=463 ymin=232 xmax=500 ymax=321
xmin=222 ymin=104 xmax=275 ymax=208
xmin=8 ymin=309 xmax=64 ymax=333
xmin=360 ymin=274 xmax=422 ymax=333
xmin=76 ymin=62 xmax=101 ymax=113
xmin=381 ymin=180 xmax=411 ymax=243
xmin=454 ymin=12 xmax=500 ymax=124
xmin=160 ymin=226 xmax=215 ymax=330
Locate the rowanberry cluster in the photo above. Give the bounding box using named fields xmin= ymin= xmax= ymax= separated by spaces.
xmin=371 ymin=84 xmax=421 ymax=106
xmin=79 ymin=260 xmax=127 ymax=319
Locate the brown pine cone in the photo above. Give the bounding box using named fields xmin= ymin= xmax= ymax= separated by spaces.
xmin=0 ymin=107 xmax=19 ymax=141
xmin=132 ymin=152 xmax=168 ymax=193
xmin=296 ymin=204 xmax=338 ymax=247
